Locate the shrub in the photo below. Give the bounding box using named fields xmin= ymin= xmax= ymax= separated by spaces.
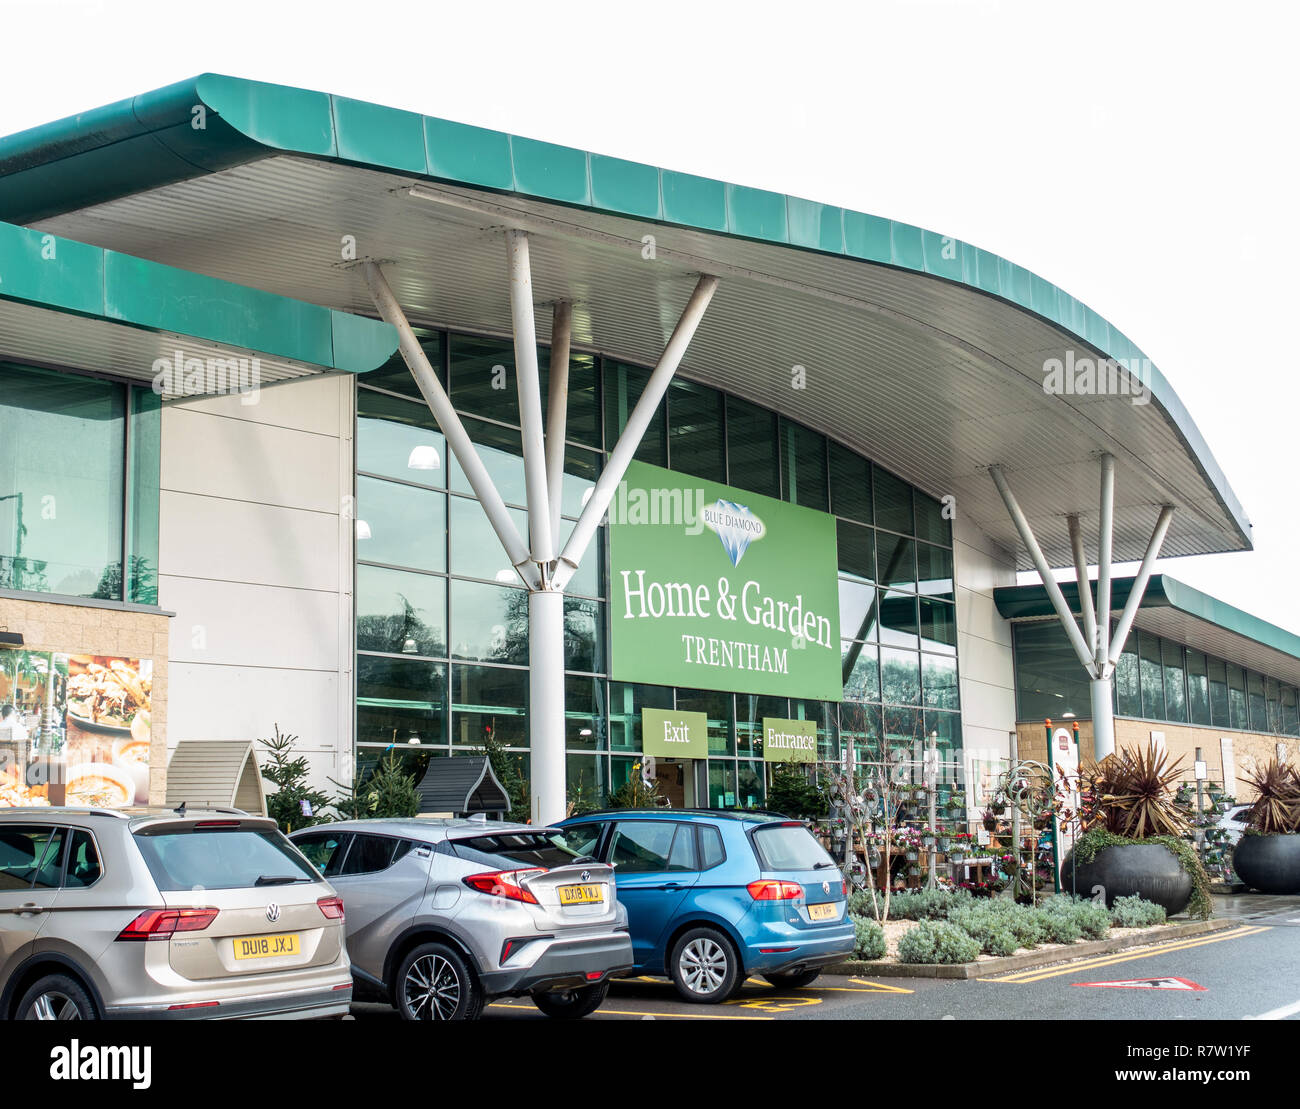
xmin=1241 ymin=758 xmax=1300 ymax=835
xmin=983 ymin=924 xmax=1021 ymax=957
xmin=1041 ymin=894 xmax=1112 ymax=940
xmin=1080 ymin=746 xmax=1190 ymax=838
xmin=850 ymin=914 xmax=887 ymax=960
xmin=898 ymin=920 xmax=980 ymax=965
xmin=1041 ymin=912 xmax=1083 ymax=944
xmin=848 ymin=891 xmax=877 ymax=919
xmin=1111 ymin=895 xmax=1167 ymax=928
xmin=889 ymin=887 xmax=973 ymax=921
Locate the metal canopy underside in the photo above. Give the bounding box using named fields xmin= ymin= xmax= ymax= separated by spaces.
xmin=996 ymin=575 xmax=1300 ymax=686
xmin=0 ymin=75 xmax=1250 ymax=568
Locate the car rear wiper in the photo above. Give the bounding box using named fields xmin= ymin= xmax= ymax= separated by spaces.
xmin=813 ymin=861 xmax=837 ymax=870
xmin=254 ymin=874 xmax=310 ymax=886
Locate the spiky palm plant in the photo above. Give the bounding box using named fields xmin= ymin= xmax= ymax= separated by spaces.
xmin=1240 ymin=758 xmax=1300 ymax=835
xmin=1081 ymin=746 xmax=1191 ymax=839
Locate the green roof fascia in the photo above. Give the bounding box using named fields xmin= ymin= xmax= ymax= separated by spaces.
xmin=0 ymin=220 xmax=397 ymax=373
xmin=993 ymin=574 xmax=1300 ymax=662
xmin=0 ymin=74 xmax=1249 ymax=547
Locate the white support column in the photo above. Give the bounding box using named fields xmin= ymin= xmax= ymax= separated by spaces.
xmin=362 ymin=262 xmax=540 ymax=589
xmin=552 ymin=275 xmax=719 ymax=591
xmin=1096 ymin=454 xmax=1115 ymax=670
xmin=1068 ymin=513 xmax=1097 ymax=659
xmin=989 ymin=465 xmax=1097 ymax=677
xmin=529 ymin=588 xmax=566 ymax=826
xmin=546 ymin=300 xmax=572 ymax=545
xmin=1107 ymin=504 xmax=1176 ymax=670
xmin=506 ymin=230 xmax=554 ymax=572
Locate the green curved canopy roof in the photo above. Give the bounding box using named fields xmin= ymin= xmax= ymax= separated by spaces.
xmin=0 ymin=74 xmax=1252 ymax=565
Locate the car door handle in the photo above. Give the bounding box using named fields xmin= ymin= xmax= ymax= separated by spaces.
xmin=653 ymin=883 xmax=682 ymax=891
xmin=15 ymin=903 xmax=46 ymax=915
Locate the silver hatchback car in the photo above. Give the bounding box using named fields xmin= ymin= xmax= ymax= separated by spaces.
xmin=290 ymin=818 xmax=634 ymax=1020
xmin=0 ymin=806 xmax=352 ymax=1020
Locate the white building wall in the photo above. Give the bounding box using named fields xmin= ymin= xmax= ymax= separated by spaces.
xmin=953 ymin=511 xmax=1018 ymax=764
xmin=157 ymin=374 xmax=355 ymax=797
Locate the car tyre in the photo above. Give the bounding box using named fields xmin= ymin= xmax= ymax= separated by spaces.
xmin=17 ymin=974 xmax=97 ymax=1021
xmin=669 ymin=927 xmax=741 ymax=1004
xmin=762 ymin=968 xmax=822 ymax=990
xmin=395 ymin=942 xmax=482 ymax=1021
xmin=532 ymin=981 xmax=609 ymax=1019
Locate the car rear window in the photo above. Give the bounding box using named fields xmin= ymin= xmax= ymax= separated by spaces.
xmin=452 ymin=832 xmax=587 ymax=869
xmin=751 ymin=823 xmax=835 ymax=872
xmin=134 ymin=828 xmax=318 ymax=891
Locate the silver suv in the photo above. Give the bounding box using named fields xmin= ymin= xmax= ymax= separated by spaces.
xmin=290 ymin=818 xmax=633 ymax=1020
xmin=0 ymin=806 xmax=351 ymax=1019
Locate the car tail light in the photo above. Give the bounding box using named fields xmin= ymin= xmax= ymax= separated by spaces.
xmin=842 ymin=880 xmax=848 ymax=896
xmin=463 ymin=868 xmax=546 ymax=904
xmin=747 ymin=879 xmax=804 ymax=901
xmin=317 ymin=896 xmax=345 ymax=920
xmin=194 ymin=820 xmax=240 ymax=828
xmin=117 ymin=908 xmax=219 ymax=941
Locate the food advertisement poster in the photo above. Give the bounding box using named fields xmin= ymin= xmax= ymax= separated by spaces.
xmin=0 ymin=648 xmax=153 ymax=808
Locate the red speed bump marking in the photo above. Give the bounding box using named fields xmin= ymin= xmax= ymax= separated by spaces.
xmin=1073 ymin=977 xmax=1207 ymax=991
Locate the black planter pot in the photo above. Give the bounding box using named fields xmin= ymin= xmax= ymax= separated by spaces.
xmin=1064 ymin=843 xmax=1193 ymax=915
xmin=1233 ymin=834 xmax=1300 ymax=894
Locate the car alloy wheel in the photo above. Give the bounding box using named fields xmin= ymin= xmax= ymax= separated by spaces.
xmin=17 ymin=974 xmax=95 ymax=1021
xmin=404 ymin=953 xmax=462 ymax=1020
xmin=26 ymin=991 xmax=82 ymax=1021
xmin=669 ymin=927 xmax=740 ymax=1003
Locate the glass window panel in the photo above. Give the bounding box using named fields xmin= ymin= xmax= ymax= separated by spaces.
xmin=880 ymin=647 xmax=921 ymax=706
xmin=450 ymin=334 xmax=520 ymax=425
xmin=1139 ymin=632 xmax=1165 ymax=720
xmin=604 ymin=360 xmax=666 ymax=466
xmin=828 ymin=441 xmax=872 ymax=525
xmin=916 ymin=542 xmax=953 ymax=599
xmin=559 ymin=446 xmax=600 ymax=520
xmin=724 ymin=396 xmax=779 ymax=498
xmin=1266 ymin=677 xmax=1281 ymax=734
xmin=837 ymin=521 xmax=875 ymax=584
xmin=924 ymin=710 xmax=961 ymax=752
xmin=356 ymin=565 xmax=446 ymax=657
xmin=1282 ymin=686 xmax=1299 ymax=737
xmin=884 ymin=706 xmax=925 ymax=767
xmin=1115 ymin=634 xmax=1142 ymax=717
xmin=566 ymin=754 xmax=608 ymax=812
xmin=450 ymin=664 xmax=528 ymax=748
xmin=679 ymin=688 xmax=737 ymax=756
xmin=1015 ymin=621 xmax=1091 ymax=722
xmin=450 ymin=579 xmax=529 ymax=665
xmin=839 ymin=701 xmax=883 ymax=764
xmin=1186 ymin=650 xmax=1210 ymax=726
xmin=707 ymin=760 xmax=738 ymax=808
xmin=666 ymin=379 xmax=724 ymax=482
xmin=357 ymin=476 xmax=446 ymax=573
xmin=841 ymin=641 xmax=880 ymax=703
xmin=564 ymin=596 xmax=605 ymax=673
xmin=922 ymin=653 xmax=960 ymax=710
xmin=792 ymin=699 xmax=839 ymax=762
xmin=127 ymin=386 xmax=161 ymax=605
xmin=1226 ymin=663 xmax=1247 ymax=730
xmin=563 ymin=676 xmax=606 ymax=752
xmin=737 ymin=760 xmax=766 ymax=808
xmin=360 ymin=333 xmax=443 ymax=398
xmin=735 ymin=693 xmax=785 ymax=759
xmin=1247 ymin=671 xmax=1266 ymax=732
xmin=357 ymin=656 xmax=447 ymax=747
xmin=357 ymin=389 xmax=447 ymax=487
xmin=914 ymin=491 xmax=951 ymax=546
xmin=873 ymin=466 xmax=914 ymax=536
xmin=449 ymin=417 xmax=526 ymax=507
xmin=556 ymin=518 xmax=601 ymax=598
xmin=1161 ymin=639 xmax=1187 ymax=723
xmin=0 ymin=364 xmax=125 ymax=598
xmin=838 ymin=578 xmax=878 ymax=643
xmin=449 ymin=495 xmax=527 ymax=583
xmin=875 ymin=532 xmax=917 ymax=590
xmin=879 ymin=590 xmax=920 ymax=649
xmin=781 ymin=418 xmax=828 ymax=511
xmin=1208 ymin=657 xmax=1229 ymax=725
xmin=539 ymin=349 xmax=600 ymax=448
xmin=607 ymin=682 xmax=673 ymax=753
xmin=918 ymin=598 xmax=957 ymax=654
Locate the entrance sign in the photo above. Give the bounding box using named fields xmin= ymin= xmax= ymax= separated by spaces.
xmin=762 ymin=717 xmax=817 ymax=763
xmin=610 ymin=461 xmax=841 ymax=700
xmin=641 ymin=708 xmax=709 ymax=759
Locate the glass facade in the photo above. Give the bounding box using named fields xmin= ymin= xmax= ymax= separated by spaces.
xmin=0 ymin=362 xmax=160 ymax=604
xmin=355 ymin=331 xmax=960 ymax=807
xmin=1013 ymin=619 xmax=1300 ymax=738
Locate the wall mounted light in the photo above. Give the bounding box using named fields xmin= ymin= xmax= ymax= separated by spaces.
xmin=356 ymin=520 xmax=372 ymax=540
xmin=407 ymin=445 xmax=441 ymax=471
xmin=0 ymin=630 xmax=23 ymax=647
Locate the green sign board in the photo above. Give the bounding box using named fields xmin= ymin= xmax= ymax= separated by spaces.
xmin=762 ymin=717 xmax=818 ymax=763
xmin=610 ymin=460 xmax=842 ymax=700
xmin=641 ymin=708 xmax=709 ymax=759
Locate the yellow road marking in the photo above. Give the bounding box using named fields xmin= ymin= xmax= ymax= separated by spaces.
xmin=848 ymin=977 xmax=915 ymax=994
xmin=978 ymin=926 xmax=1270 ymax=984
xmin=725 ymin=994 xmax=823 ymax=1012
xmin=486 ymin=1001 xmax=774 ymax=1020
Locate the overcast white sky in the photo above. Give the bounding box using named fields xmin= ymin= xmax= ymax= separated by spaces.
xmin=5 ymin=0 xmax=1298 ymax=629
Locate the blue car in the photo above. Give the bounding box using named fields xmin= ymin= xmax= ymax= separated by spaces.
xmin=555 ymin=809 xmax=855 ymax=1003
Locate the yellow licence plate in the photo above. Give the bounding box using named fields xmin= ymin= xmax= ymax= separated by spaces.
xmin=808 ymin=903 xmax=837 ymax=921
xmin=232 ymin=933 xmax=300 ymax=960
xmin=558 ymin=883 xmax=604 ymax=905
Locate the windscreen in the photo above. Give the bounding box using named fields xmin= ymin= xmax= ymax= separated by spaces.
xmin=451 ymin=831 xmax=589 ymax=870
xmin=751 ymin=823 xmax=835 ymax=872
xmin=134 ymin=828 xmax=318 ymax=891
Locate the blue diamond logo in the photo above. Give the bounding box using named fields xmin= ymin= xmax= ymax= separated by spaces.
xmin=702 ymin=499 xmax=766 ymax=567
